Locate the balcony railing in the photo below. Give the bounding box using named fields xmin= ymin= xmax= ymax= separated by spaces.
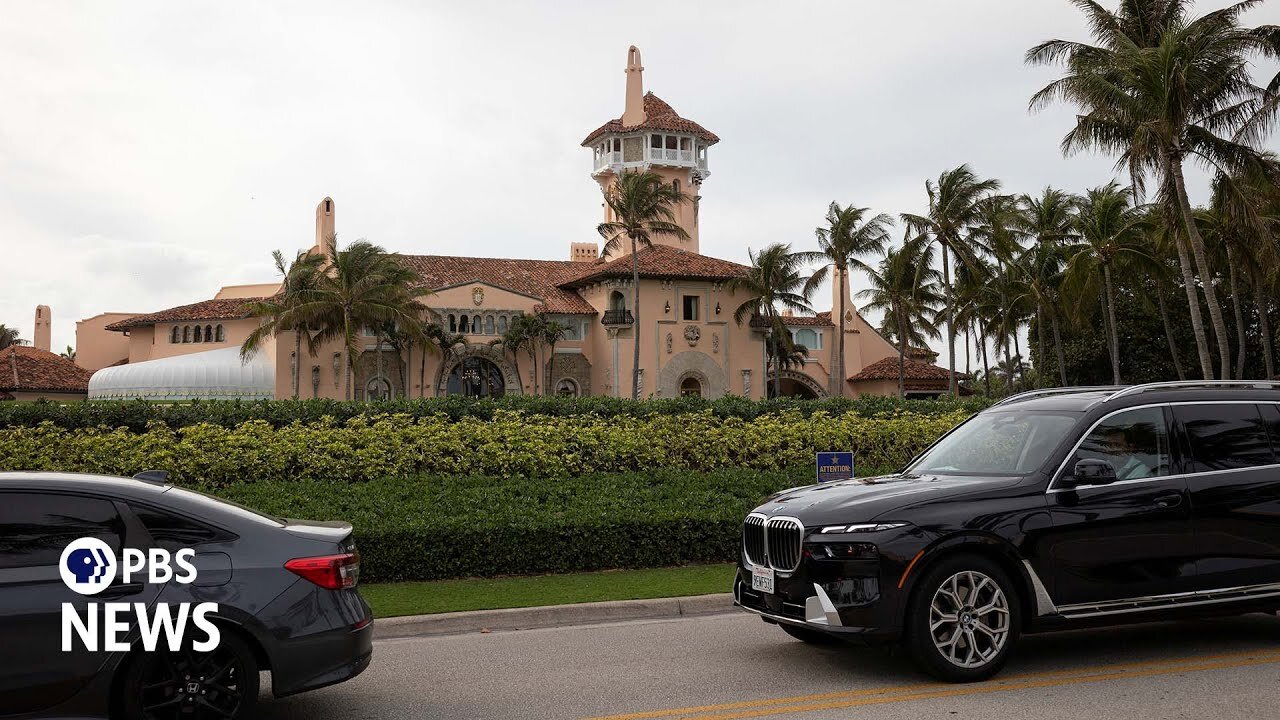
xmin=593 ymin=149 xmax=708 ymax=173
xmin=602 ymin=309 xmax=634 ymax=326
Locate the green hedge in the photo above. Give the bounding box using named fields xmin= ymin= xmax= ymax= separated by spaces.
xmin=0 ymin=395 xmax=990 ymax=432
xmin=0 ymin=410 xmax=967 ymax=485
xmin=211 ymin=469 xmax=826 ymax=582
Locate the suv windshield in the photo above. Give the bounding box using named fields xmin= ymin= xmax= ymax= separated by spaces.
xmin=907 ymin=411 xmax=1081 ymax=476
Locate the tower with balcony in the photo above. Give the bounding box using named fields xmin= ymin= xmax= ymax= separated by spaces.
xmin=582 ymin=46 xmax=719 ymax=258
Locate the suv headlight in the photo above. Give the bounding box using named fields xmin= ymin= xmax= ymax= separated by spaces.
xmin=818 ymin=522 xmax=910 ymax=534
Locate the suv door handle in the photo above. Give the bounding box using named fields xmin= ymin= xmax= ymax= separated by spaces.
xmin=1154 ymin=493 xmax=1183 ymax=509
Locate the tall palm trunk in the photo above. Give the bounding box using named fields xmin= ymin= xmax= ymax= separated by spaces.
xmin=896 ymin=308 xmax=908 ymax=399
xmin=1254 ymin=282 xmax=1276 ymax=380
xmin=342 ymin=314 xmax=353 ymax=401
xmin=1103 ymin=265 xmax=1122 ymax=385
xmin=293 ymin=333 xmax=301 ymax=399
xmin=1171 ymin=158 xmax=1229 ymax=379
xmin=1050 ymin=312 xmax=1068 ymax=386
xmin=419 ymin=343 xmax=427 ymax=398
xmin=941 ymin=243 xmax=957 ymax=395
xmin=510 ymin=349 xmax=522 ymax=395
xmin=1169 ymin=222 xmax=1212 ymax=380
xmin=979 ymin=322 xmax=992 ymax=395
xmin=1156 ymin=289 xmax=1186 ymax=381
xmin=630 ymin=236 xmax=641 ymax=400
xmin=1012 ymin=330 xmax=1023 ymax=389
xmin=833 ymin=266 xmax=846 ymax=397
xmin=1036 ymin=308 xmax=1046 ymax=389
xmin=964 ymin=321 xmax=972 ymax=382
xmin=546 ymin=341 xmax=557 ymax=396
xmin=375 ymin=333 xmax=385 ymax=400
xmin=1225 ymin=244 xmax=1246 ymax=380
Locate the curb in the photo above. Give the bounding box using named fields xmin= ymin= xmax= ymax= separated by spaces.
xmin=373 ymin=592 xmax=735 ymax=640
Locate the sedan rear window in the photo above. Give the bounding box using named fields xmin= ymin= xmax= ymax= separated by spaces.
xmin=0 ymin=493 xmax=124 ymax=569
xmin=907 ymin=412 xmax=1080 ymax=476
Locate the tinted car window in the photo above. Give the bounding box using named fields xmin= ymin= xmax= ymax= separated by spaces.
xmin=908 ymin=411 xmax=1080 ymax=475
xmin=1076 ymin=406 xmax=1171 ymax=481
xmin=1175 ymin=404 xmax=1276 ymax=472
xmin=0 ymin=493 xmax=124 ymax=569
xmin=131 ymin=505 xmax=231 ymax=550
xmin=1261 ymin=404 xmax=1280 ymax=454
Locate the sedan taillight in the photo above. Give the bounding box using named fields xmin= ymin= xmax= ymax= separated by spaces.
xmin=285 ymin=552 xmax=360 ymax=589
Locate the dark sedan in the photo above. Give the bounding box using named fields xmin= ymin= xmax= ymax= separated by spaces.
xmin=0 ymin=471 xmax=373 ymax=719
xmin=735 ymin=381 xmax=1280 ymax=681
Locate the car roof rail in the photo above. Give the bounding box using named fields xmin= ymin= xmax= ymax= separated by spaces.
xmin=132 ymin=470 xmax=170 ymax=485
xmin=990 ymin=386 xmax=1125 ymax=408
xmin=1104 ymin=380 xmax=1280 ymax=403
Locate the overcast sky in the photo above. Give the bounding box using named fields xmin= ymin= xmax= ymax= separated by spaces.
xmin=3 ymin=1 xmax=1277 ymax=359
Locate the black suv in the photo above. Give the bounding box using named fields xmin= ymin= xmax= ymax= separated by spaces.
xmin=734 ymin=382 xmax=1280 ymax=681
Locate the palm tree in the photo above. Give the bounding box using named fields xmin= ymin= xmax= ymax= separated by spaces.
xmin=427 ymin=321 xmax=467 ymax=394
xmin=540 ymin=318 xmax=569 ymax=396
xmin=0 ymin=325 xmax=25 ymax=350
xmin=726 ymin=243 xmax=815 ymax=399
xmin=902 ymin=165 xmax=1001 ymax=395
xmin=596 ymin=171 xmax=690 ymax=399
xmin=491 ymin=315 xmax=532 ymax=394
xmin=1064 ymin=183 xmax=1155 ymax=384
xmin=803 ymin=202 xmax=893 ymax=397
xmin=1028 ymin=0 xmax=1280 ymax=380
xmin=60 ymin=345 xmax=76 ymax=361
xmin=242 ymin=249 xmax=326 ymax=399
xmin=1013 ymin=188 xmax=1077 ymax=386
xmin=292 ymin=240 xmax=429 ymax=400
xmin=857 ymin=234 xmax=944 ymax=397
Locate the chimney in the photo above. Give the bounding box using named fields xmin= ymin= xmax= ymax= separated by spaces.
xmin=33 ymin=305 xmax=51 ymax=352
xmin=315 ymin=197 xmax=336 ymax=257
xmin=570 ymin=242 xmax=599 ymax=263
xmin=622 ymin=46 xmax=645 ymax=126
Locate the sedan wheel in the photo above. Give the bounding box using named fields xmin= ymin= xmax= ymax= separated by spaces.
xmin=121 ymin=633 xmax=259 ymax=720
xmin=905 ymin=554 xmax=1020 ymax=682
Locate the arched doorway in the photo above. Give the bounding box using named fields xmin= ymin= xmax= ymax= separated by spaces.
xmin=679 ymin=376 xmax=703 ymax=398
xmin=768 ymin=370 xmax=827 ymax=399
xmin=446 ymin=357 xmax=506 ymax=398
xmin=365 ymin=376 xmax=392 ymax=402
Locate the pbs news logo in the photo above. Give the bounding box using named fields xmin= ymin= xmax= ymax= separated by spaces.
xmin=59 ymin=537 xmax=219 ymax=653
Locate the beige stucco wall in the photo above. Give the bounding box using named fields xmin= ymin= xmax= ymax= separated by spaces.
xmin=76 ymin=312 xmax=139 ymax=371
xmin=215 ymin=283 xmax=281 ymax=300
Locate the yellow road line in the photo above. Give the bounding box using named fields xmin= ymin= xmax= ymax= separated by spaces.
xmin=583 ymin=647 xmax=1280 ymax=720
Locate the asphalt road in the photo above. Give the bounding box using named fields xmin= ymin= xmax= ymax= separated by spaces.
xmin=258 ymin=611 xmax=1280 ymax=720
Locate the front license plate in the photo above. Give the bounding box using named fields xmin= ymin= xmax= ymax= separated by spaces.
xmin=751 ymin=564 xmax=775 ymax=594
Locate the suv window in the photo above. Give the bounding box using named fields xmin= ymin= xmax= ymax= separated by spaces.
xmin=908 ymin=411 xmax=1080 ymax=476
xmin=1175 ymin=404 xmax=1277 ymax=472
xmin=131 ymin=504 xmax=231 ymax=550
xmin=1075 ymin=406 xmax=1171 ymax=481
xmin=0 ymin=493 xmax=124 ymax=569
xmin=1261 ymin=404 xmax=1280 ymax=453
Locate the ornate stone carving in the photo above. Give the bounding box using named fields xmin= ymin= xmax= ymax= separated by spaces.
xmin=742 ymin=369 xmax=752 ymax=396
xmin=684 ymin=325 xmax=701 ymax=347
xmin=472 ymin=287 xmax=485 ymax=306
xmin=666 ymin=332 xmax=673 ymax=354
xmin=712 ymin=333 xmax=720 ymax=354
xmin=636 ymin=368 xmax=644 ymax=395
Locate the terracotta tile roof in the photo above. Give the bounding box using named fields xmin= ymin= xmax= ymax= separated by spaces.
xmin=105 ymin=297 xmax=263 ymax=331
xmin=848 ymin=356 xmax=957 ymax=384
xmin=1 ymin=345 xmax=92 ymax=394
xmin=780 ymin=313 xmax=834 ymax=327
xmin=581 ymin=92 xmax=720 ymax=146
xmin=398 ymin=255 xmax=598 ymax=315
xmin=563 ymin=244 xmax=747 ymax=287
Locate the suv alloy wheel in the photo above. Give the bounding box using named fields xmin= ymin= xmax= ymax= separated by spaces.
xmin=904 ymin=554 xmax=1020 ymax=681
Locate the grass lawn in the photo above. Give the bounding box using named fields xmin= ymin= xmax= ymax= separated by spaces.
xmin=360 ymin=563 xmax=737 ymax=618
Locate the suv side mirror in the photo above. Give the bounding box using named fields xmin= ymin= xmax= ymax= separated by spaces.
xmin=1072 ymin=458 xmax=1118 ymax=485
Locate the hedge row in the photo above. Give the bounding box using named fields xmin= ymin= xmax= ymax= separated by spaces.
xmin=0 ymin=410 xmax=967 ymax=485
xmin=211 ymin=469 xmax=822 ymax=582
xmin=0 ymin=394 xmax=990 ymax=432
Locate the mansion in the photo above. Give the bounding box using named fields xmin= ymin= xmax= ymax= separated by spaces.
xmin=68 ymin=47 xmax=953 ymax=403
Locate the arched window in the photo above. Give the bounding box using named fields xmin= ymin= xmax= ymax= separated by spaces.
xmin=205 ymin=325 xmax=213 ymax=342
xmin=555 ymin=378 xmax=580 ymax=397
xmin=170 ymin=327 xmax=180 ymax=344
xmin=365 ymin=376 xmax=392 ymax=402
xmin=215 ymin=325 xmax=224 ymax=342
xmin=182 ymin=326 xmax=191 ymax=343
xmin=484 ymin=315 xmax=495 ymax=335
xmin=449 ymin=314 xmax=457 ymax=333
xmin=193 ymin=325 xmax=203 ymax=343
xmin=498 ymin=315 xmax=508 ymax=334
xmin=458 ymin=315 xmax=469 ymax=333
xmin=472 ymin=315 xmax=481 ymax=334
xmin=610 ymin=291 xmax=626 ymax=311
xmin=673 ymin=179 xmax=680 ymax=194
xmin=794 ymin=329 xmax=819 ymax=350
xmin=680 ymin=377 xmax=703 ymax=398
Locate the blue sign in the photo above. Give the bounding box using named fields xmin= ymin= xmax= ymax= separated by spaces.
xmin=816 ymin=451 xmax=855 ymax=483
